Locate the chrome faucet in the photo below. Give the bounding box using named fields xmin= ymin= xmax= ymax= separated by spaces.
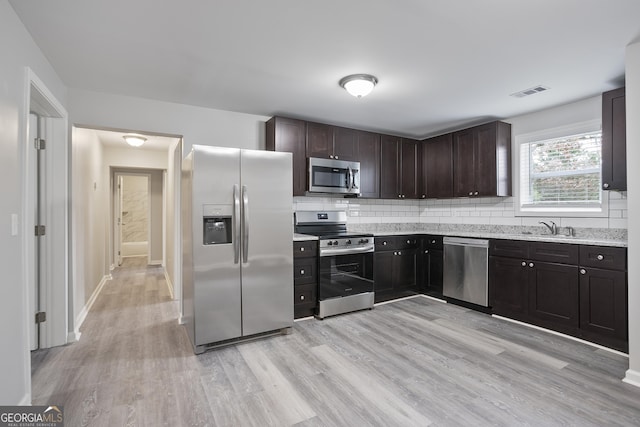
xmin=539 ymin=221 xmax=557 ymax=235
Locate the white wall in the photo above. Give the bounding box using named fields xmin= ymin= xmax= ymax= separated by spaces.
xmin=0 ymin=0 xmax=67 ymax=405
xmin=624 ymin=40 xmax=640 ymax=387
xmin=69 ymin=89 xmax=270 ymax=154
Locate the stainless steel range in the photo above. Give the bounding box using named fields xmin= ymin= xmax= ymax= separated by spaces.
xmin=294 ymin=211 xmax=374 ymax=319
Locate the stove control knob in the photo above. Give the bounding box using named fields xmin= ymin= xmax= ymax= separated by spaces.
xmin=327 ymin=241 xmax=333 ymax=246
xmin=346 ymin=240 xmax=352 ymax=245
xmin=333 ymin=240 xmax=339 ymax=246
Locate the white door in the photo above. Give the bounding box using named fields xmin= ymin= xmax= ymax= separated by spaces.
xmin=116 ymin=175 xmax=124 ymax=266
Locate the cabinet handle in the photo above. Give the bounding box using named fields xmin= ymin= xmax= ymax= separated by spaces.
xmin=597 ymin=254 xmax=604 ymax=261
xmin=603 ymin=183 xmax=609 ymax=189
xmin=521 ymin=261 xmax=527 ymax=267
xmin=529 ymin=262 xmax=534 ymax=268
xmin=580 ymin=268 xmax=587 ymax=275
xmin=300 ymin=247 xmax=305 ymax=252
xmin=300 ymin=295 xmax=305 ymax=301
xmin=300 ymin=269 xmax=305 ymax=275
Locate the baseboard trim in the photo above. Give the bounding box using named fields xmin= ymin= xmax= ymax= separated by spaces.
xmin=149 ymin=259 xmax=162 ymax=266
xmin=492 ymin=314 xmax=628 ymax=357
xmin=178 ymin=315 xmax=186 ymax=325
xmin=19 ymin=393 xmax=31 ymax=406
xmin=164 ymin=268 xmax=174 ymax=300
xmin=73 ymin=274 xmax=111 ymax=341
xmin=623 ymin=369 xmax=640 ymax=388
xmin=67 ymin=330 xmax=81 ymax=343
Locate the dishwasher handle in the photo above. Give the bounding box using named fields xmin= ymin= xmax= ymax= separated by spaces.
xmin=443 ymin=236 xmax=490 ymax=248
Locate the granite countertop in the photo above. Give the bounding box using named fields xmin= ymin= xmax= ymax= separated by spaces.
xmin=368 ymin=230 xmax=626 ymax=247
xmin=294 ymin=233 xmax=318 ymax=242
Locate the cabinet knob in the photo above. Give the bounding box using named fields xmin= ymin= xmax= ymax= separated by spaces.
xmin=422 ymin=194 xmax=426 ymax=198
xmin=603 ymin=183 xmax=609 ymax=189
xmin=398 ymin=251 xmax=402 ymax=255
xmin=521 ymin=261 xmax=527 ymax=267
xmin=529 ymin=262 xmax=534 ymax=268
xmin=398 ymin=194 xmax=402 ymax=198
xmin=597 ymin=254 xmax=604 ymax=261
xmin=474 ymin=191 xmax=479 ymax=196
xmin=300 ymin=295 xmax=305 ymax=301
xmin=329 ymin=155 xmax=334 ymax=159
xmin=335 ymin=155 xmax=339 ymax=159
xmin=393 ymin=251 xmax=397 ymax=255
xmin=424 ymin=250 xmax=429 ymax=254
xmin=382 ymin=241 xmax=387 ymax=246
xmin=300 ymin=247 xmax=305 ymax=252
xmin=300 ymin=269 xmax=305 ymax=275
xmin=402 ymin=195 xmax=405 ymax=198
xmin=406 ymin=240 xmax=411 ymax=244
xmin=431 ymin=240 xmax=436 ymax=244
xmin=580 ymin=268 xmax=587 ymax=275
xmin=469 ymin=191 xmax=473 ymax=196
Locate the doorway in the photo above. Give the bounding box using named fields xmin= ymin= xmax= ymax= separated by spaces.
xmin=115 ymin=173 xmax=151 ymax=264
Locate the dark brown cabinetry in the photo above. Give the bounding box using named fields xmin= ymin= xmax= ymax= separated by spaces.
xmin=306 ymin=122 xmax=357 ymax=161
xmin=266 ymin=116 xmax=307 ymax=196
xmin=601 ymin=87 xmax=626 ymax=191
xmin=421 ymin=236 xmax=444 ymax=297
xmin=293 ymin=240 xmax=318 ymax=318
xmin=374 ymin=236 xmax=420 ymax=302
xmin=578 ymin=245 xmax=628 ymax=351
xmin=380 ymin=136 xmax=420 ymax=199
xmin=452 ymin=121 xmax=511 ymax=198
xmin=490 ymin=239 xmax=628 ymax=351
xmin=420 ymin=134 xmax=453 ymax=199
xmin=355 ymin=130 xmax=381 ymax=198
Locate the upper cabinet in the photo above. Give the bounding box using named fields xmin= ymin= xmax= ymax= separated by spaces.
xmin=601 ymin=87 xmax=626 ymax=191
xmin=355 ymin=130 xmax=381 ymax=198
xmin=380 ymin=135 xmax=420 ymax=199
xmin=452 ymin=121 xmax=512 ymax=198
xmin=306 ymin=122 xmax=357 ymax=161
xmin=421 ymin=133 xmax=453 ymax=199
xmin=266 ymin=116 xmax=307 ymax=196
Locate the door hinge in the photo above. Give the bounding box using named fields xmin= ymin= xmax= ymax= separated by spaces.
xmin=35 ymin=225 xmax=46 ymax=236
xmin=118 ymin=250 xmax=121 ymax=255
xmin=35 ymin=311 xmax=46 ymax=324
xmin=35 ymin=138 xmax=46 ymax=150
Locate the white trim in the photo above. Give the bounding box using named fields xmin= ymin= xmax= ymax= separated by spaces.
xmin=18 ymin=393 xmax=31 ymax=406
xmin=492 ymin=314 xmax=628 ymax=357
xmin=150 ymin=259 xmax=163 ymax=265
xmin=164 ymin=268 xmax=174 ymax=300
xmin=514 ymin=119 xmax=609 ymax=218
xmin=293 ymin=316 xmax=315 ymax=322
xmin=418 ymin=294 xmax=447 ymax=304
xmin=73 ymin=274 xmax=111 ymax=338
xmin=178 ymin=315 xmax=187 ymax=325
xmin=623 ymin=369 xmax=640 ymax=388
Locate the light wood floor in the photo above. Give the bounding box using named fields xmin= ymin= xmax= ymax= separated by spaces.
xmin=32 ymin=257 xmax=640 ymax=426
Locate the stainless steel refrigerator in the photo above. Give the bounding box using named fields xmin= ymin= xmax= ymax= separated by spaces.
xmin=182 ymin=145 xmax=293 ymax=353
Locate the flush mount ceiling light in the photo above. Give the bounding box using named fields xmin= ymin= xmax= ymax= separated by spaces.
xmin=339 ymin=74 xmax=378 ymax=98
xmin=123 ymin=134 xmax=147 ymax=147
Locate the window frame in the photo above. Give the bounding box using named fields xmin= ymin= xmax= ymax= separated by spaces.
xmin=514 ymin=119 xmax=609 ymax=218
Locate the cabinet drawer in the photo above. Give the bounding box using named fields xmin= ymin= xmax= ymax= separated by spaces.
xmin=490 ymin=239 xmax=529 ymax=259
xmin=294 ymin=258 xmax=317 ymax=285
xmin=579 ymin=245 xmax=626 ymax=271
xmin=294 ymin=283 xmax=317 ymax=306
xmin=424 ymin=235 xmax=443 ymax=250
xmin=530 ymin=242 xmax=578 ymax=265
xmin=294 ymin=240 xmax=317 ymax=258
xmin=375 ymin=235 xmax=419 ymax=251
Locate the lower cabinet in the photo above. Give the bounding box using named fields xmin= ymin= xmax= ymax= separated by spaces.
xmin=293 ymin=240 xmax=318 ymax=318
xmin=374 ymin=236 xmax=419 ymax=303
xmin=421 ymin=235 xmax=443 ymax=297
xmin=489 ymin=240 xmax=628 ymax=352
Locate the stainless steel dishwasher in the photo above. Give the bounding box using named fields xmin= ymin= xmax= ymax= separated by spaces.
xmin=443 ymin=237 xmax=490 ymax=307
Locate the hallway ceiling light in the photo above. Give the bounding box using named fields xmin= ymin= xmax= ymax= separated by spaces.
xmin=123 ymin=134 xmax=147 ymax=147
xmin=339 ymin=74 xmax=378 ymax=98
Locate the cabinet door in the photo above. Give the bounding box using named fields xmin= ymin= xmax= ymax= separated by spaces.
xmin=266 ymin=117 xmax=307 ymax=196
xmin=422 ymin=134 xmax=453 ymax=199
xmin=333 ymin=126 xmax=358 ymax=161
xmin=306 ymin=121 xmax=333 ymax=159
xmin=401 ymin=139 xmax=420 ymax=199
xmin=380 ymin=135 xmax=401 ymax=199
xmin=489 ymin=256 xmax=529 ymax=320
xmin=374 ymin=251 xmax=395 ymax=293
xmin=395 ymin=248 xmax=418 ymax=290
xmin=579 ymin=267 xmax=627 ymax=351
xmin=425 ymin=248 xmax=443 ymax=295
xmin=528 ymin=262 xmax=579 ymax=332
xmin=356 ymin=131 xmax=380 ymax=198
xmin=452 ymin=128 xmax=475 ymax=197
xmin=474 ymin=123 xmax=498 ymax=196
xmin=601 ymin=87 xmax=626 ymax=191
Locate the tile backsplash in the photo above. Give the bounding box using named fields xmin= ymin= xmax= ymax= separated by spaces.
xmin=293 ymin=190 xmax=627 ymax=230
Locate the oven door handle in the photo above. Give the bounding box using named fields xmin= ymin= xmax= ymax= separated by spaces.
xmin=320 ymin=246 xmax=374 ymax=257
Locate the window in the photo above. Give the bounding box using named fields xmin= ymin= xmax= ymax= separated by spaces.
xmin=516 ymin=120 xmax=607 ymax=217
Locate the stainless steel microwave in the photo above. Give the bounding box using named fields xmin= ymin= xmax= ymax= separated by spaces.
xmin=308 ymin=157 xmax=361 ymax=195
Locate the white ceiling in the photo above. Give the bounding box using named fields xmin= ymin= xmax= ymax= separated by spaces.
xmin=91 ymin=128 xmax=178 ymax=152
xmin=10 ymin=0 xmax=640 ymax=139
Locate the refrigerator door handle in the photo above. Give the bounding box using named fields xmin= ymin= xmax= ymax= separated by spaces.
xmin=242 ymin=185 xmax=249 ymax=263
xmin=233 ymin=184 xmax=241 ymax=264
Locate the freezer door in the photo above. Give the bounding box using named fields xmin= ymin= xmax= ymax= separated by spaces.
xmin=240 ymin=150 xmax=293 ymax=336
xmin=192 ymin=145 xmax=242 ymax=345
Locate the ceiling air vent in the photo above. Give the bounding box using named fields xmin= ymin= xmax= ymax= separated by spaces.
xmin=510 ymin=85 xmax=550 ymax=98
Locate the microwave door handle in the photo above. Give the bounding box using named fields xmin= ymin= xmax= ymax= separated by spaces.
xmin=233 ymin=184 xmax=240 ymax=264
xmin=352 ymin=169 xmax=358 ymax=189
xmin=242 ymin=185 xmax=249 ymax=263
xmin=347 ymin=167 xmax=353 ymax=190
